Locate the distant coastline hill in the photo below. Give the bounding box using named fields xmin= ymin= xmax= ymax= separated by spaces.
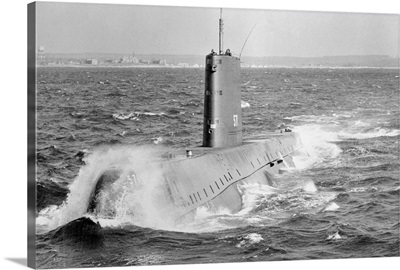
xmin=42 ymin=53 xmax=399 ymax=68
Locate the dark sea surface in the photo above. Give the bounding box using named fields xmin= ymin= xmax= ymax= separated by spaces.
xmin=35 ymin=66 xmax=399 ymax=268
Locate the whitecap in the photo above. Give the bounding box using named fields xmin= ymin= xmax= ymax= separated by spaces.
xmin=302 ymin=181 xmax=318 ymax=193
xmin=134 ymin=111 xmax=166 ymax=116
xmin=291 ymin=124 xmax=342 ymax=169
xmin=338 ymin=127 xmax=400 ymax=140
xmin=323 ymin=202 xmax=340 ymax=212
xmin=112 ymin=112 xmax=139 ymax=121
xmin=236 ymin=233 xmax=264 ymax=248
xmin=152 ymin=137 xmax=163 ymax=144
xmin=327 ymin=231 xmax=342 ymax=240
xmin=353 ymin=120 xmax=370 ymax=127
xmin=113 ymin=111 xmax=166 ymax=120
xmin=193 ymin=206 xmax=232 ymax=220
xmin=37 ymin=145 xmax=179 ymax=232
xmin=349 ymin=187 xmax=369 ymax=193
xmin=237 ymin=183 xmax=278 ymax=215
xmin=284 ymin=114 xmax=341 ymax=124
xmin=246 ymin=233 xmax=264 ymax=244
xmin=241 ymin=100 xmax=250 ymax=108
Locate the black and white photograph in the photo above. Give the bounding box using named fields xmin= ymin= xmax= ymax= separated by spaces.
xmin=12 ymin=0 xmax=400 ymax=269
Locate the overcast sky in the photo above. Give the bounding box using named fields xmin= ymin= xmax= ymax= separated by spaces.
xmin=36 ymin=2 xmax=399 ymax=57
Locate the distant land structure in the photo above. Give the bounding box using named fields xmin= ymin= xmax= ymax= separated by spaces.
xmin=37 ymin=50 xmax=399 ymax=68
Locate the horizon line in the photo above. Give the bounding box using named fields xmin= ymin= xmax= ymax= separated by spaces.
xmin=40 ymin=52 xmax=398 ymax=58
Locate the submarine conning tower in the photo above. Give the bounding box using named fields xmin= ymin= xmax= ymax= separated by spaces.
xmin=202 ymin=10 xmax=242 ymax=148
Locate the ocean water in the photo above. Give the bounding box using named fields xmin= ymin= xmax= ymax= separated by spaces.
xmin=35 ymin=66 xmax=399 ymax=268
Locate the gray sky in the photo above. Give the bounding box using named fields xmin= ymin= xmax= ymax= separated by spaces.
xmin=36 ymin=2 xmax=399 ymax=57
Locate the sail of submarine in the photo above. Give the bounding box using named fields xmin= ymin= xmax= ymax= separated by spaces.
xmin=88 ymin=10 xmax=302 ymax=220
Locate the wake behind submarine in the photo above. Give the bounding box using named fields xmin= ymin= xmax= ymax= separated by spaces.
xmin=87 ymin=12 xmax=303 ymax=222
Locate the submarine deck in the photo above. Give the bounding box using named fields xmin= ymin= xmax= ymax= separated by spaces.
xmin=161 ymin=130 xmax=296 ymax=161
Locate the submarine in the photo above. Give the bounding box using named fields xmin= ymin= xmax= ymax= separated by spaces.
xmin=87 ymin=11 xmax=302 ymax=222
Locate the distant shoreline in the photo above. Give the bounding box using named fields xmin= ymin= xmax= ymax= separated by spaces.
xmin=36 ymin=64 xmax=399 ymax=70
xmin=36 ymin=64 xmax=201 ymax=69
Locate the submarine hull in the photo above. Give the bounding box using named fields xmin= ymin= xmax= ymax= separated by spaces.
xmin=87 ymin=131 xmax=301 ymax=221
xmin=162 ymin=131 xmax=301 ymax=219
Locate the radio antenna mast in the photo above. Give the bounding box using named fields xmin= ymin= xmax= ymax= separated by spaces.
xmin=239 ymin=23 xmax=257 ymax=57
xmin=219 ymin=8 xmax=223 ymax=54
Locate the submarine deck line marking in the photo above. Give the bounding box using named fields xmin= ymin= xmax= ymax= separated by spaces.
xmin=215 ymin=181 xmax=220 ymax=189
xmin=219 ymin=178 xmax=225 ymax=185
xmin=210 ymin=185 xmax=215 ymax=194
xmin=224 ymin=175 xmax=229 ymax=182
xmin=176 ymin=152 xmax=294 ymax=221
